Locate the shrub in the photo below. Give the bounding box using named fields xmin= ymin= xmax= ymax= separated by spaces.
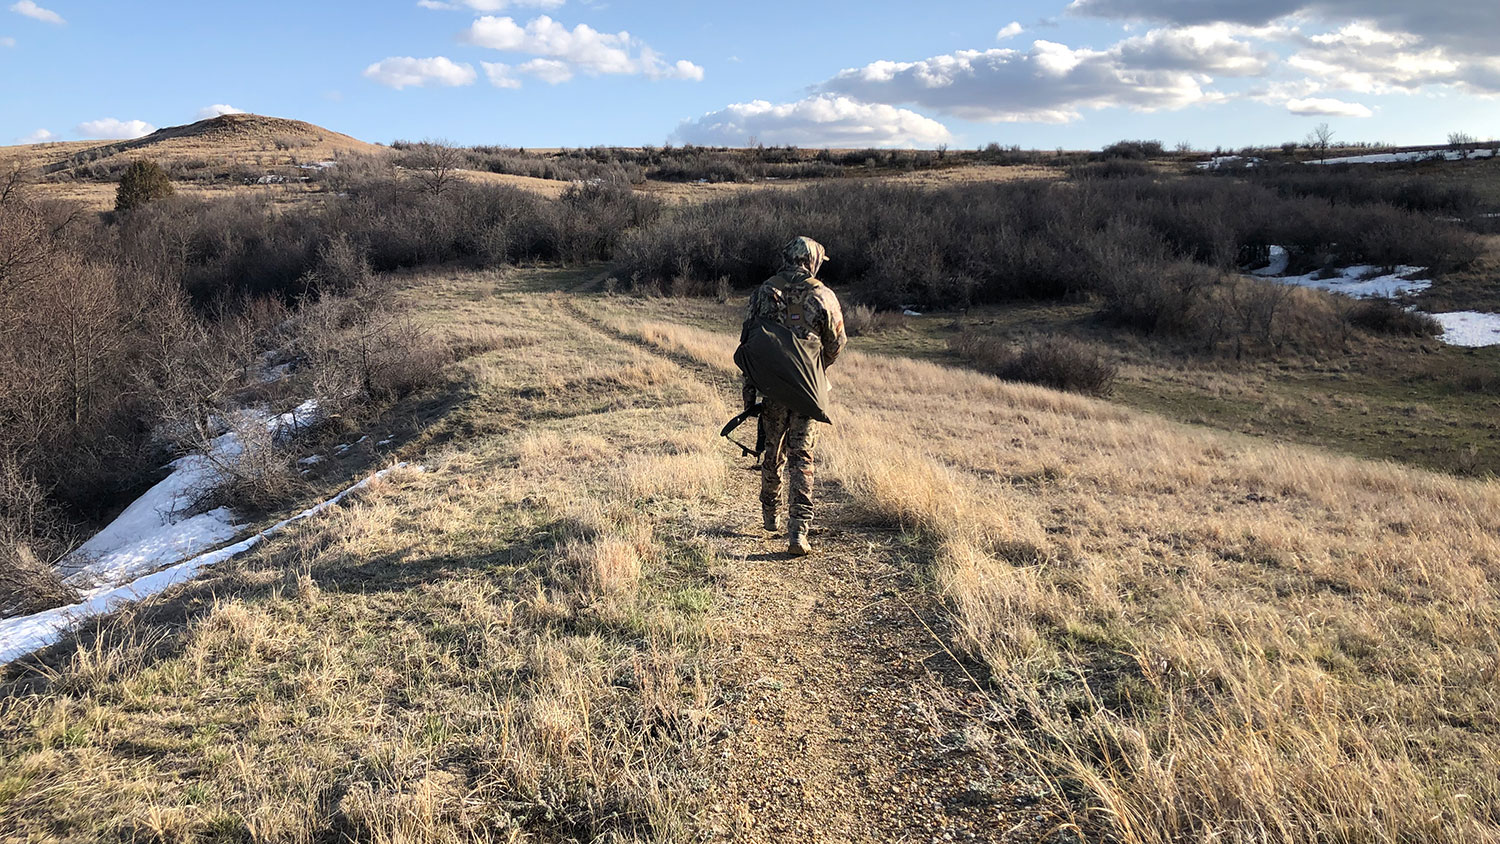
xmin=293 ymin=284 xmax=447 ymax=412
xmin=1071 ymin=160 xmax=1155 ymax=180
xmin=1345 ymin=298 xmax=1442 ymax=337
xmin=0 ymin=544 xmax=75 ymax=619
xmin=305 ymin=232 xmax=372 ymax=295
xmin=617 ymin=176 xmax=1477 ymax=312
xmin=950 ymin=332 xmax=1117 ymax=395
xmin=194 ymin=414 xmax=305 ymax=515
xmin=0 ymin=456 xmax=75 ymax=618
xmin=115 ymin=159 xmax=175 ymax=212
xmin=844 ymin=304 xmax=909 ymax=337
xmin=1100 ymin=140 xmax=1166 ymax=160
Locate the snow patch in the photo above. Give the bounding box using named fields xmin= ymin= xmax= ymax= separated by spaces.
xmin=1197 ymin=155 xmax=1263 ymax=170
xmin=1267 ymin=264 xmax=1432 ymax=299
xmin=1430 ymin=312 xmax=1500 ymax=347
xmin=60 ymin=399 xmax=320 ymax=592
xmin=0 ymin=464 xmax=418 ymax=665
xmin=63 ymin=456 xmax=241 ymax=588
xmin=1250 ymin=245 xmax=1290 ymax=277
xmin=1249 ymin=247 xmax=1499 ymax=346
xmin=1309 ymin=148 xmax=1497 ymax=166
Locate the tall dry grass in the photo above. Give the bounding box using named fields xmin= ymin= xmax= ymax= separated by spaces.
xmin=613 ymin=313 xmax=1500 ymax=842
xmin=0 ymin=284 xmax=733 ymax=842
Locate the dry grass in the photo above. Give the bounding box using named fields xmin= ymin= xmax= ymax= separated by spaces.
xmin=0 ymin=279 xmax=733 ymax=842
xmin=611 ymin=312 xmax=1500 ymax=842
xmin=9 ymin=264 xmax=1498 ymax=841
xmin=0 ymin=114 xmax=382 ymax=175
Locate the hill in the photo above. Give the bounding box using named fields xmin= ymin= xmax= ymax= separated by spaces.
xmin=1 ymin=113 xmax=385 ymax=175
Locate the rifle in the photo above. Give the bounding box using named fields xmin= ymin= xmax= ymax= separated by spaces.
xmin=719 ymin=402 xmax=765 ymax=458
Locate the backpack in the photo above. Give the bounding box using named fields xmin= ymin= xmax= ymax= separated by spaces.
xmin=732 ymin=276 xmax=832 ymax=425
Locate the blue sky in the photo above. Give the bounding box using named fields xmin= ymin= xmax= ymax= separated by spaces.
xmin=2 ymin=0 xmax=1496 ymax=150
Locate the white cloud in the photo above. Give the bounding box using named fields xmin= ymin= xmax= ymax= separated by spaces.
xmin=997 ymin=21 xmax=1023 ymax=40
xmin=1 ymin=35 xmax=14 ymax=46
xmin=640 ymin=48 xmax=705 ymax=81
xmin=1066 ymin=0 xmax=1500 ymax=95
xmin=464 ymin=15 xmax=703 ymax=82
xmin=818 ymin=33 xmax=1257 ymax=124
xmin=1286 ymin=96 xmax=1373 ymax=117
xmin=363 ymin=56 xmax=477 ymax=89
xmin=481 ymin=61 xmax=522 ymax=88
xmin=673 ymin=95 xmax=953 ymax=148
xmin=76 ymin=118 xmax=156 ymax=140
xmin=1285 ymin=23 xmax=1490 ymax=93
xmin=520 ymin=57 xmax=573 ymax=83
xmin=419 ymin=0 xmax=563 ymax=9
xmin=1067 ymin=0 xmax=1500 ymax=55
xmin=9 ymin=0 xmax=62 ymax=24
xmin=1113 ymin=24 xmax=1273 ymax=75
xmin=197 ymin=103 xmax=246 ymax=119
xmin=18 ymin=128 xmax=54 ymax=143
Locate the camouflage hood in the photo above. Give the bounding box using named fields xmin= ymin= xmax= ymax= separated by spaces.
xmin=779 ymin=236 xmax=829 ymax=283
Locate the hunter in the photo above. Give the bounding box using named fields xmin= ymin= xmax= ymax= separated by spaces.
xmin=742 ymin=236 xmax=847 ymax=556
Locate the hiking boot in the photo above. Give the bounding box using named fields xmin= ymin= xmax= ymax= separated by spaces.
xmin=762 ymin=504 xmax=780 ymax=533
xmin=788 ymin=521 xmax=811 ymax=556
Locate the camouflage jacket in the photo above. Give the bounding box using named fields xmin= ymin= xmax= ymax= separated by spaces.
xmin=742 ymin=271 xmax=847 ymax=408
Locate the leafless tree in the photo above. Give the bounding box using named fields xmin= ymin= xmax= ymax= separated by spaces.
xmin=1306 ymin=123 xmax=1335 ymax=162
xmin=406 ymin=140 xmax=465 ymax=196
xmin=1448 ymin=131 xmax=1476 ymax=158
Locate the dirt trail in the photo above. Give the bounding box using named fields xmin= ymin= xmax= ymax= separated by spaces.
xmin=565 ymin=302 xmax=1052 ymax=843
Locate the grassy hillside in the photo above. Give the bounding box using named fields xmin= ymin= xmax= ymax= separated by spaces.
xmin=609 ymin=293 xmax=1500 ymax=842
xmin=4 ymin=126 xmax=1500 ymax=841
xmin=4 ymin=266 xmax=1499 ymax=842
xmin=0 ymin=114 xmax=383 ymax=174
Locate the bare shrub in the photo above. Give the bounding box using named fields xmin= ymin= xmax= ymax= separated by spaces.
xmin=271 ymin=134 xmax=314 ymax=151
xmin=294 ymin=286 xmax=447 ymax=413
xmin=400 ymin=140 xmax=465 ymax=196
xmin=1458 ymin=370 xmax=1500 ymax=395
xmin=1346 ymin=298 xmax=1442 ymax=337
xmin=1100 ymin=139 xmax=1166 ymax=159
xmin=1072 ymin=159 xmax=1155 ymax=180
xmin=194 ymin=415 xmax=305 ymax=515
xmin=844 ymin=304 xmax=909 ymax=337
xmin=0 ymin=545 xmax=75 ymax=619
xmin=950 ymin=332 xmax=1117 ymax=395
xmin=304 ymin=232 xmax=372 ymax=295
xmin=0 ymin=456 xmax=75 ymax=618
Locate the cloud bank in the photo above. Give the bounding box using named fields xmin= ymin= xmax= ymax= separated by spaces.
xmin=673 ymin=95 xmax=953 ymax=148
xmin=464 ymin=15 xmax=703 ymax=85
xmin=818 ymin=27 xmax=1270 ymax=124
xmin=1067 ymin=0 xmax=1500 ymax=94
xmin=1285 ymin=96 xmax=1372 ymax=117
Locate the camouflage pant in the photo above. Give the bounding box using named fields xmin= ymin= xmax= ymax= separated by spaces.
xmin=760 ymin=401 xmax=818 ymax=526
